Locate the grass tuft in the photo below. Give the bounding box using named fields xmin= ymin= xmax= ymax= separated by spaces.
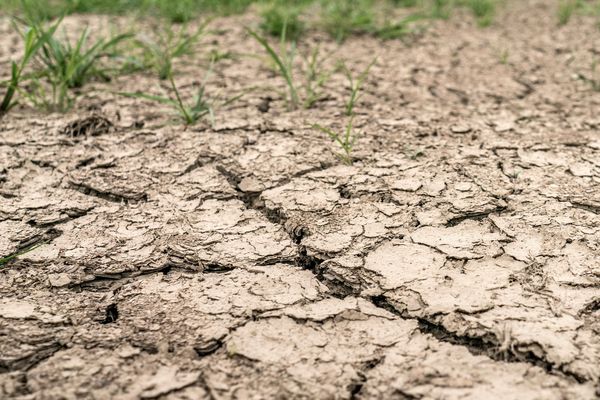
xmin=341 ymin=58 xmax=376 ymax=116
xmin=119 ymin=67 xmax=244 ymax=126
xmin=558 ymin=0 xmax=578 ymax=26
xmin=133 ymin=22 xmax=207 ymax=80
xmin=578 ymin=60 xmax=600 ymax=91
xmin=313 ymin=117 xmax=358 ymax=165
xmin=376 ymin=13 xmax=425 ymax=40
xmin=301 ymin=45 xmax=331 ymax=109
xmin=260 ymin=0 xmax=305 ymax=41
xmin=248 ymin=24 xmax=332 ymax=110
xmin=319 ymin=0 xmax=374 ymax=42
xmin=0 ymin=15 xmax=61 ymax=116
xmin=248 ymin=25 xmax=300 ymax=109
xmin=466 ymin=0 xmax=495 ymax=27
xmin=18 ymin=11 xmax=132 ymax=112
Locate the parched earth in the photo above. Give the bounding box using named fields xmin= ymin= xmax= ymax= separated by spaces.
xmin=1 ymin=1 xmax=600 ymax=398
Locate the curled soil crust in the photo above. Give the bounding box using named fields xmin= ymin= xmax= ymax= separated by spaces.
xmin=2 ymin=1 xmax=600 ymax=399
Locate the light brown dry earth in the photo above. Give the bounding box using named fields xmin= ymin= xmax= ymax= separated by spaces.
xmin=1 ymin=1 xmax=600 ymax=399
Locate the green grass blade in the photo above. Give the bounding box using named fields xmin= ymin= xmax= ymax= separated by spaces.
xmin=168 ymin=73 xmax=192 ymax=124
xmin=0 ymin=242 xmax=45 ymax=267
xmin=118 ymin=91 xmax=177 ymax=106
xmin=247 ymin=27 xmax=299 ymax=108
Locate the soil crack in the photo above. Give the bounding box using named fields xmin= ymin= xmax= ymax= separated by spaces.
xmin=370 ymin=295 xmax=589 ymax=384
xmin=69 ymin=181 xmax=148 ymax=204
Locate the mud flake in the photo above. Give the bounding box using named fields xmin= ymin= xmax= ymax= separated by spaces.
xmin=569 ymin=162 xmax=594 ymax=177
xmin=548 ymin=241 xmax=600 ymax=286
xmin=238 ymin=175 xmax=265 ymax=193
xmin=136 ymin=366 xmax=200 ymax=399
xmin=302 ymin=231 xmax=355 ymax=254
xmin=165 ymin=200 xmax=296 ymax=268
xmin=363 ymin=222 xmax=387 ymax=238
xmin=264 ymin=297 xmax=393 ymax=322
xmin=384 ymin=257 xmax=519 ymax=316
xmin=517 ymin=149 xmax=567 ymax=167
xmin=451 ymin=124 xmax=472 ymax=134
xmin=410 ymin=220 xmax=505 ymax=259
xmin=391 ymin=178 xmax=422 ymax=192
xmin=423 ymin=177 xmax=447 ymax=196
xmin=0 ymin=299 xmax=37 ymax=320
xmin=363 ymin=242 xmax=445 ymax=290
xmin=503 ymin=234 xmax=545 ymax=261
xmin=455 ymin=182 xmax=473 ymax=192
xmin=262 ymin=179 xmax=341 ymax=213
xmin=228 ymin=317 xmax=327 ymax=364
xmin=48 ymin=273 xmax=72 ymax=288
xmin=360 ymin=337 xmax=597 ymax=400
xmin=416 ymin=209 xmax=449 ymax=226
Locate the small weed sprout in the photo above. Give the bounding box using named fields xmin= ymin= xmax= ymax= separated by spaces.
xmin=392 ymin=0 xmax=419 ymax=7
xmin=302 ymin=46 xmax=331 ymax=108
xmin=134 ymin=22 xmax=206 ymax=80
xmin=320 ymin=0 xmax=374 ymax=42
xmin=403 ymin=145 xmax=425 ymax=160
xmin=313 ymin=117 xmax=357 ymax=165
xmin=341 ymin=58 xmax=376 ymax=116
xmin=119 ymin=66 xmax=244 ymax=126
xmin=249 ymin=25 xmax=332 ymax=109
xmin=467 ymin=0 xmax=495 ymax=27
xmin=121 ymin=73 xmax=212 ymax=125
xmin=260 ymin=1 xmax=305 ymax=41
xmin=578 ymin=60 xmax=600 ymax=92
xmin=558 ymin=0 xmax=578 ymax=26
xmin=376 ymin=13 xmax=425 ymax=40
xmin=497 ymin=47 xmax=509 ymax=65
xmin=0 ymin=242 xmax=45 ymax=267
xmin=247 ymin=25 xmax=300 ymax=109
xmin=429 ymin=0 xmax=452 ymax=19
xmin=22 ymin=17 xmax=131 ymax=112
xmin=0 ymin=17 xmax=61 ymax=116
xmin=39 ymin=28 xmax=131 ymax=89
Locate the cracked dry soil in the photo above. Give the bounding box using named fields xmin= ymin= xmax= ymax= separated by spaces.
xmin=2 ymin=1 xmax=600 ymax=399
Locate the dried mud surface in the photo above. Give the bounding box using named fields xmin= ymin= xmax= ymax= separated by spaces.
xmin=2 ymin=1 xmax=600 ymax=398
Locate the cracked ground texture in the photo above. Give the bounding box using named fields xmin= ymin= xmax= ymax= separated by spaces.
xmin=1 ymin=0 xmax=600 ymax=398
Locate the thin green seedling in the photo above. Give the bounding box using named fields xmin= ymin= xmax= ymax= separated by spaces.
xmin=558 ymin=0 xmax=578 ymax=26
xmin=429 ymin=0 xmax=452 ymax=20
xmin=260 ymin=0 xmax=305 ymax=41
xmin=120 ymin=72 xmax=211 ymax=125
xmin=578 ymin=60 xmax=600 ymax=92
xmin=134 ymin=22 xmax=207 ymax=80
xmin=249 ymin=22 xmax=332 ymax=110
xmin=119 ymin=67 xmax=244 ymax=126
xmin=498 ymin=48 xmax=509 ymax=65
xmin=341 ymin=58 xmax=376 ymax=116
xmin=0 ymin=242 xmax=45 ymax=267
xmin=207 ymin=48 xmax=237 ymax=63
xmin=0 ymin=16 xmax=61 ymax=116
xmin=313 ymin=117 xmax=357 ymax=165
xmin=319 ymin=0 xmax=375 ymax=43
xmin=22 ymin=17 xmax=132 ymax=112
xmin=402 ymin=144 xmax=425 ymax=160
xmin=247 ymin=23 xmax=300 ymax=109
xmin=467 ymin=0 xmax=495 ymax=27
xmin=36 ymin=27 xmax=132 ymax=89
xmin=376 ymin=13 xmax=425 ymax=40
xmin=302 ymin=45 xmax=332 ymax=109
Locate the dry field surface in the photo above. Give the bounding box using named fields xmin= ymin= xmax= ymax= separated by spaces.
xmin=1 ymin=0 xmax=600 ymax=398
